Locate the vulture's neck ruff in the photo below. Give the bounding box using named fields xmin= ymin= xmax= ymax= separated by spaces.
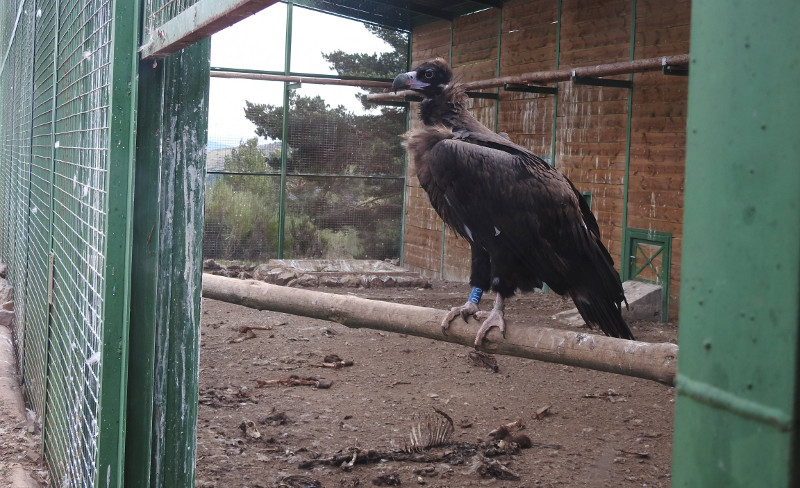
xmin=419 ymin=83 xmax=468 ymax=128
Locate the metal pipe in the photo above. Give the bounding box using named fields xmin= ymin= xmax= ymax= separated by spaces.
xmin=209 ymin=70 xmax=393 ymax=88
xmin=277 ymin=1 xmax=292 ymax=258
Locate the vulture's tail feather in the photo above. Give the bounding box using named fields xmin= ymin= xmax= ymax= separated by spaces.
xmin=571 ymin=289 xmax=635 ymax=340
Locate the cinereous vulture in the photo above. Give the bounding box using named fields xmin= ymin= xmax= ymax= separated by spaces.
xmin=393 ymin=58 xmax=634 ymax=346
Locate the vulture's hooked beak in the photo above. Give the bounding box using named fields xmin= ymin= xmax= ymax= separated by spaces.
xmin=392 ymin=71 xmax=429 ymax=92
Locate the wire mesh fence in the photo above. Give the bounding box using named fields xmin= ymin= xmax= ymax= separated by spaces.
xmin=142 ymin=0 xmax=200 ymax=38
xmin=204 ymin=4 xmax=408 ymax=263
xmin=1 ymin=1 xmax=408 ymax=486
xmin=45 ymin=0 xmax=114 ymax=483
xmin=203 ymin=99 xmax=407 ymax=262
xmin=0 ymin=0 xmax=140 ymax=485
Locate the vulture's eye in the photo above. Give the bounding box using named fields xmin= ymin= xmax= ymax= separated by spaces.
xmin=424 ymin=70 xmax=435 ymax=79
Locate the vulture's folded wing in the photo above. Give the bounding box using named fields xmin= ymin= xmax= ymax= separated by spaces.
xmin=418 ymin=132 xmax=622 ymax=301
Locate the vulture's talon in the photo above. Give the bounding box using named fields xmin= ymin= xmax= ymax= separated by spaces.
xmin=440 ymin=301 xmax=479 ymax=335
xmin=473 ymin=309 xmax=506 ymax=347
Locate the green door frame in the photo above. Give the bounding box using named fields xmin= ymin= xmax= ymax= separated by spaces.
xmin=672 ymin=0 xmax=800 ymax=485
xmin=621 ymin=228 xmax=671 ymax=322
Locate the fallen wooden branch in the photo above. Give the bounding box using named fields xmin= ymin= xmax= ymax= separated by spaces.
xmin=202 ymin=274 xmax=678 ymax=385
xmin=255 ymin=375 xmax=333 ymax=389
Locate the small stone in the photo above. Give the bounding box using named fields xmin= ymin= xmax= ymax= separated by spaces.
xmin=0 ymin=309 xmax=14 ymax=328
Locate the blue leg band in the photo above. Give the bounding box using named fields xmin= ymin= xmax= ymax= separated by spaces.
xmin=468 ymin=286 xmax=483 ymax=304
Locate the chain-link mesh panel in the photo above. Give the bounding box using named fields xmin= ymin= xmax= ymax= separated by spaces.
xmin=206 ymin=20 xmax=407 ymax=262
xmin=204 ymin=173 xmax=281 ymax=261
xmin=284 ymin=104 xmax=406 ymax=177
xmin=282 ymin=175 xmax=403 ymax=260
xmin=23 ymin=0 xmax=58 ymax=418
xmin=205 ymin=98 xmax=407 ymax=262
xmin=0 ymin=0 xmax=34 ymax=295
xmin=43 ymin=0 xmax=114 ymax=484
xmin=7 ymin=0 xmax=36 ymax=415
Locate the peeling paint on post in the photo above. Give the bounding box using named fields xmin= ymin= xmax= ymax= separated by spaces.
xmin=127 ymin=39 xmax=210 ymax=488
xmin=152 ymin=39 xmax=210 ymax=488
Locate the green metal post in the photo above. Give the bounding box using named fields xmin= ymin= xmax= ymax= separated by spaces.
xmin=549 ymin=0 xmax=561 ymax=166
xmin=277 ymin=1 xmax=293 ymax=258
xmin=439 ymin=21 xmax=454 ymax=278
xmin=41 ymin=0 xmax=60 ymax=462
xmin=619 ymin=0 xmax=636 ymax=277
xmin=398 ymin=32 xmax=413 ymax=267
xmin=126 ymin=56 xmax=164 ymax=488
xmin=672 ymin=1 xmax=800 ymax=486
xmin=155 ymin=39 xmax=210 ymax=487
xmin=492 ymin=7 xmax=502 ymax=133
xmin=96 ymin=0 xmax=140 ymax=485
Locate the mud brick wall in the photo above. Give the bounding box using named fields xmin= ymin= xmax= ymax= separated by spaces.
xmin=402 ymin=0 xmax=689 ymax=320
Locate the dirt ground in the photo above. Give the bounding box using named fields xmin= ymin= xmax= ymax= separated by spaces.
xmin=195 ymin=280 xmax=677 ymax=488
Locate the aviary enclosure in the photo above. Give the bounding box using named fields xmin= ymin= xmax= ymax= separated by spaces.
xmin=0 ymin=0 xmax=797 ymax=487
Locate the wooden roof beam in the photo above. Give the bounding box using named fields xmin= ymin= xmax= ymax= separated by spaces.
xmin=408 ymin=2 xmax=459 ymax=21
xmin=471 ymin=0 xmax=506 ymax=10
xmin=140 ymin=0 xmax=278 ymax=59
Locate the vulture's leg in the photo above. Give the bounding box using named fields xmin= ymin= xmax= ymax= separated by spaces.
xmin=474 ymin=295 xmax=506 ymax=346
xmin=441 ymin=245 xmax=491 ymax=335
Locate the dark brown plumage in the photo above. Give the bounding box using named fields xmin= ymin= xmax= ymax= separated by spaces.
xmin=393 ymin=58 xmax=634 ymax=345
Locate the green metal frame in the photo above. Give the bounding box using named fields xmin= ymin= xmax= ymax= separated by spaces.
xmin=96 ymin=0 xmax=141 ymax=484
xmin=672 ymin=0 xmax=799 ymax=485
xmin=620 ymin=0 xmax=637 ymax=282
xmin=276 ymin=0 xmax=293 ymax=257
xmin=622 ymin=228 xmax=671 ymax=322
xmin=439 ymin=20 xmax=455 ymax=278
xmin=126 ymin=55 xmax=163 ymax=487
xmin=549 ymin=0 xmax=562 ymax=167
xmin=581 ymin=190 xmax=592 ymax=210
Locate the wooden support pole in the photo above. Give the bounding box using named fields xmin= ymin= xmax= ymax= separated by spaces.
xmin=202 ymin=274 xmax=678 ymax=386
xmin=209 ymin=70 xmax=393 ymax=89
xmin=368 ymin=54 xmax=689 ymax=102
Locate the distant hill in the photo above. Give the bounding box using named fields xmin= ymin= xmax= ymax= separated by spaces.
xmin=207 ymin=140 xmax=233 ymax=151
xmin=206 ymin=141 xmax=282 ymax=173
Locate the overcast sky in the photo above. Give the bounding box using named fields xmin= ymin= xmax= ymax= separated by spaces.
xmin=208 ymin=4 xmax=397 ymax=148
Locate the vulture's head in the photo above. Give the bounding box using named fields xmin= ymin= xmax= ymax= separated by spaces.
xmin=392 ymin=58 xmax=452 ymax=98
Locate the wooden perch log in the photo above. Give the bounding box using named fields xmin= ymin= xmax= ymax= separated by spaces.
xmin=202 ymin=274 xmax=678 ymax=386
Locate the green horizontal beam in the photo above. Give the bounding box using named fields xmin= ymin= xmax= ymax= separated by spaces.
xmin=572 ymin=76 xmax=632 ymax=89
xmin=465 ymin=91 xmax=499 ymax=100
xmin=503 ymin=82 xmax=558 ymax=95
